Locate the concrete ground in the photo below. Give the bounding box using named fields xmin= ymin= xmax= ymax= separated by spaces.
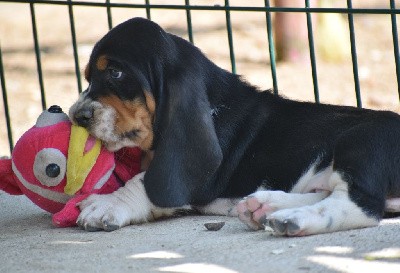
xmin=1 ymin=193 xmax=400 ymax=273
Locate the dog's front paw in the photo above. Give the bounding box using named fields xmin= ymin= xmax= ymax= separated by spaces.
xmin=237 ymin=191 xmax=285 ymax=230
xmin=77 ymin=194 xmax=133 ymax=232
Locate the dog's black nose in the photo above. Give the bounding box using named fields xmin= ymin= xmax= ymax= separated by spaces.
xmin=74 ymin=107 xmax=93 ymax=127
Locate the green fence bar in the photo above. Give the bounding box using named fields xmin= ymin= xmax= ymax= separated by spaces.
xmin=0 ymin=43 xmax=14 ymax=153
xmin=29 ymin=2 xmax=47 ymax=110
xmin=305 ymin=0 xmax=319 ymax=103
xmin=347 ymin=0 xmax=362 ymax=108
xmin=106 ymin=0 xmax=113 ymax=29
xmin=390 ymin=0 xmax=400 ymax=99
xmin=224 ymin=0 xmax=236 ymax=74
xmin=145 ymin=0 xmax=151 ymax=20
xmin=264 ymin=0 xmax=278 ymax=94
xmin=185 ymin=0 xmax=194 ymax=44
xmin=67 ymin=0 xmax=83 ymax=93
xmin=4 ymin=1 xmax=400 ymax=15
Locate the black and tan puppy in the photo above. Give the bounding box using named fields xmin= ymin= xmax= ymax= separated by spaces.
xmin=70 ymin=17 xmax=400 ymax=235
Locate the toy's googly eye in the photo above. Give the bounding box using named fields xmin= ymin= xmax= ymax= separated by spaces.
xmin=45 ymin=163 xmax=61 ymax=178
xmin=34 ymin=148 xmax=66 ymax=187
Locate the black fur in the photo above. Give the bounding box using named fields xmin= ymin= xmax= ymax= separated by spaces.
xmin=82 ymin=18 xmax=400 ymax=219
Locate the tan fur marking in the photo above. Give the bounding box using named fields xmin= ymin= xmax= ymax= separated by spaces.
xmin=96 ymin=55 xmax=108 ymax=71
xmin=98 ymin=95 xmax=154 ymax=150
xmin=144 ymin=91 xmax=156 ymax=115
xmin=84 ymin=64 xmax=90 ymax=81
xmin=141 ymin=151 xmax=154 ymax=171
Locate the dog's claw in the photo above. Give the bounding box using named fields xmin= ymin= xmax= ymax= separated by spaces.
xmin=103 ymin=221 xmax=120 ymax=232
xmin=266 ymin=218 xmax=301 ymax=236
xmin=83 ymin=223 xmax=103 ymax=232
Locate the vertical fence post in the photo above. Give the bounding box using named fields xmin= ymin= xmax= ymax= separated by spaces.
xmin=224 ymin=0 xmax=236 ymax=74
xmin=305 ymin=0 xmax=320 ymax=103
xmin=106 ymin=0 xmax=113 ymax=30
xmin=29 ymin=2 xmax=47 ymax=110
xmin=390 ymin=0 xmax=400 ymax=99
xmin=264 ymin=0 xmax=278 ymax=94
xmin=67 ymin=0 xmax=82 ymax=94
xmin=0 ymin=43 xmax=14 ymax=154
xmin=347 ymin=0 xmax=362 ymax=108
xmin=185 ymin=0 xmax=194 ymax=44
xmin=145 ymin=0 xmax=151 ymax=20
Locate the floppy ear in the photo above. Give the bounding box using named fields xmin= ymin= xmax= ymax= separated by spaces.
xmin=144 ymin=72 xmax=223 ymax=207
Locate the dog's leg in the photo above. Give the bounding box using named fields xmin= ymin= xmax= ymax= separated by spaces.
xmin=196 ymin=198 xmax=241 ymax=216
xmin=238 ymin=162 xmax=332 ymax=230
xmin=237 ymin=191 xmax=329 ymax=230
xmin=264 ymin=172 xmax=379 ymax=236
xmin=77 ymin=172 xmax=182 ymax=231
xmin=385 ymin=198 xmax=400 ymax=212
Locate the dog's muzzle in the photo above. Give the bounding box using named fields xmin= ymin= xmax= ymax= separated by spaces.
xmin=73 ymin=106 xmax=94 ymax=128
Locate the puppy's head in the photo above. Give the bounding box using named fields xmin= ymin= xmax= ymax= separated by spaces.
xmin=69 ymin=18 xmax=223 ymax=207
xmin=69 ymin=18 xmax=170 ymax=151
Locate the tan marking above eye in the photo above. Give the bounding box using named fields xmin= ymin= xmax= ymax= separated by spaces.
xmin=98 ymin=95 xmax=154 ymax=150
xmin=96 ymin=55 xmax=108 ymax=71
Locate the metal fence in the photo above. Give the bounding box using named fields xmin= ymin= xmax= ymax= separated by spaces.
xmin=1 ymin=0 xmax=400 ymax=154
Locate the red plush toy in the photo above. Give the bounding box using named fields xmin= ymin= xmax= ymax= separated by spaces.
xmin=0 ymin=105 xmax=141 ymax=227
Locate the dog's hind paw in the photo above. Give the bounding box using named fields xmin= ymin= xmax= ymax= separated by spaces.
xmin=265 ymin=216 xmax=304 ymax=236
xmin=237 ymin=191 xmax=285 ymax=230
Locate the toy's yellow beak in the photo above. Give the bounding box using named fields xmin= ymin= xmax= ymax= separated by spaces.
xmin=64 ymin=125 xmax=101 ymax=195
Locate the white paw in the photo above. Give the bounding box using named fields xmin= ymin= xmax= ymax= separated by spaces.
xmin=237 ymin=191 xmax=286 ymax=230
xmin=265 ymin=209 xmax=310 ymax=236
xmin=77 ymin=194 xmax=134 ymax=231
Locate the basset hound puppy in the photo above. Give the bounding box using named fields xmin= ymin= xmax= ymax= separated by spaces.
xmin=69 ymin=17 xmax=400 ymax=235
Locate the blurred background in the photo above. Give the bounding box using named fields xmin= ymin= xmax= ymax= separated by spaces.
xmin=0 ymin=0 xmax=399 ymax=156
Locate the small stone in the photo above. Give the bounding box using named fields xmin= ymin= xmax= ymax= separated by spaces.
xmin=204 ymin=222 xmax=225 ymax=231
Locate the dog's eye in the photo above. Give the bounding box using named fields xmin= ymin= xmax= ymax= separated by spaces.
xmin=109 ymin=68 xmax=122 ymax=79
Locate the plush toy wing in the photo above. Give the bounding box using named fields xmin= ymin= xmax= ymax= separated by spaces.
xmin=0 ymin=158 xmax=22 ymax=195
